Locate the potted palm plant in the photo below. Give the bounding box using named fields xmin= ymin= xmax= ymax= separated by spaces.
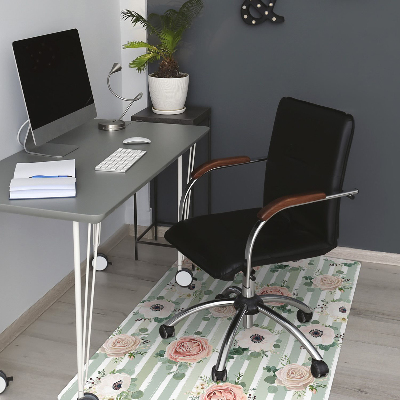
xmin=122 ymin=0 xmax=203 ymax=114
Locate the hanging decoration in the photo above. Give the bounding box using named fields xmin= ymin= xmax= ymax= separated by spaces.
xmin=241 ymin=0 xmax=284 ymax=26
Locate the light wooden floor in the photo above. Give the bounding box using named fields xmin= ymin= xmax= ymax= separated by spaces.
xmin=0 ymin=236 xmax=399 ymax=400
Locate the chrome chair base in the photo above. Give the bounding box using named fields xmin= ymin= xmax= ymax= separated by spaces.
xmin=159 ymin=286 xmax=329 ymax=382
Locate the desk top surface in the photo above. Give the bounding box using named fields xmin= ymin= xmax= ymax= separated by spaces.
xmin=0 ymin=120 xmax=208 ymax=223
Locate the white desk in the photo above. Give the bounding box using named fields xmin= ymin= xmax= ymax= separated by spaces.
xmin=0 ymin=119 xmax=208 ymax=399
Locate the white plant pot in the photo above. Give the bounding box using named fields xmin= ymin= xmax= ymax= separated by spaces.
xmin=148 ymin=73 xmax=189 ymax=114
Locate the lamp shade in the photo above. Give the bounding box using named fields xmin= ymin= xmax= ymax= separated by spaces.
xmin=109 ymin=63 xmax=122 ymax=75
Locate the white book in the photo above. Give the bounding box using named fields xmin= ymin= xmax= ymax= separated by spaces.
xmin=9 ymin=189 xmax=76 ymax=200
xmin=9 ymin=159 xmax=76 ymax=199
xmin=13 ymin=159 xmax=75 ymax=179
xmin=10 ymin=177 xmax=76 ymax=191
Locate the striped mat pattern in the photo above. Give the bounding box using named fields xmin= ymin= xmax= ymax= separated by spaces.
xmin=59 ymin=256 xmax=360 ymax=400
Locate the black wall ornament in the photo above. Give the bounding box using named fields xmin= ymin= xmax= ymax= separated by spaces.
xmin=241 ymin=0 xmax=284 ymax=25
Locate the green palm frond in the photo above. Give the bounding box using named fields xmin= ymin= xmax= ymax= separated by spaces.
xmin=122 ymin=0 xmax=203 ymax=76
xmin=171 ymin=0 xmax=203 ymax=31
xmin=123 ymin=41 xmax=160 ymax=53
xmin=159 ymin=30 xmax=183 ymax=55
xmin=121 ymin=10 xmax=160 ymax=38
xmin=129 ymin=52 xmax=161 ymax=73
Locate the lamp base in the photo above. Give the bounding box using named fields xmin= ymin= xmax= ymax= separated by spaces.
xmin=97 ymin=119 xmax=126 ymax=131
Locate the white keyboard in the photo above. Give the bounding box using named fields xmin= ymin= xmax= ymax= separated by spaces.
xmin=95 ymin=148 xmax=146 ymax=173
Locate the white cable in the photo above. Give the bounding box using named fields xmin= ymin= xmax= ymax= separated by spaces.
xmin=17 ymin=120 xmax=30 ymax=145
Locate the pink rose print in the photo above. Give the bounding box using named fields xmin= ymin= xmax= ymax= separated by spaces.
xmin=166 ymin=335 xmax=212 ymax=363
xmin=299 ymin=324 xmax=335 ymax=346
xmin=199 ymin=383 xmax=247 ymax=400
xmin=275 ymin=363 xmax=315 ymax=391
xmin=257 ymin=285 xmax=292 ymax=306
xmin=140 ymin=299 xmax=175 ymax=318
xmin=236 ymin=327 xmax=277 ymax=352
xmin=99 ymin=334 xmax=141 ymax=358
xmin=312 ymin=275 xmax=343 ymax=291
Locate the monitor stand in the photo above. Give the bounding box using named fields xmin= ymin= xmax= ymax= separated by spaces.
xmin=23 ymin=126 xmax=78 ymax=158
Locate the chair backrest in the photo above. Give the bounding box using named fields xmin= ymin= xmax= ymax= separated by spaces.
xmin=264 ymin=97 xmax=355 ymax=246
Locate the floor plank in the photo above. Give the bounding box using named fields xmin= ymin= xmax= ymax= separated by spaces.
xmin=329 ymin=262 xmax=400 ymax=400
xmin=0 ymin=242 xmax=399 ymax=400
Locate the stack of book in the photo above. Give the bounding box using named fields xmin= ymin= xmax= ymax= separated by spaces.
xmin=9 ymin=159 xmax=76 ymax=199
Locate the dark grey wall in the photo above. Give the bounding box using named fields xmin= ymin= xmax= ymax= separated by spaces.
xmin=149 ymin=0 xmax=400 ymax=253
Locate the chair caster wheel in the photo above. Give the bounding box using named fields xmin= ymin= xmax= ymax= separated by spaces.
xmin=159 ymin=324 xmax=175 ymax=339
xmin=91 ymin=253 xmax=111 ymax=271
xmin=215 ymin=287 xmax=241 ymax=300
xmin=297 ymin=309 xmax=313 ymax=323
xmin=79 ymin=393 xmax=99 ymax=400
xmin=311 ymin=359 xmax=329 ymax=378
xmin=0 ymin=370 xmax=13 ymax=393
xmin=175 ymin=268 xmax=193 ymax=287
xmin=211 ymin=366 xmax=227 ymax=382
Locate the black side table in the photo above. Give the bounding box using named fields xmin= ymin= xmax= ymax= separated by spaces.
xmin=131 ymin=106 xmax=211 ymax=259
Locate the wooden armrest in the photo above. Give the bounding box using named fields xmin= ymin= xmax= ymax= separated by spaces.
xmin=257 ymin=191 xmax=326 ymax=221
xmin=191 ymin=156 xmax=251 ymax=179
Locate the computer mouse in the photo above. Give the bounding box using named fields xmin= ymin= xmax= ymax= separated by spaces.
xmin=123 ymin=137 xmax=151 ymax=144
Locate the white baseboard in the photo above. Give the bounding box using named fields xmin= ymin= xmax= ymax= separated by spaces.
xmin=0 ymin=224 xmax=130 ymax=352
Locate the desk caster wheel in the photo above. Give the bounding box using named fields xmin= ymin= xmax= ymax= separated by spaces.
xmin=0 ymin=371 xmax=13 ymax=394
xmin=79 ymin=393 xmax=99 ymax=400
xmin=175 ymin=268 xmax=193 ymax=287
xmin=91 ymin=253 xmax=111 ymax=271
xmin=311 ymin=359 xmax=329 ymax=378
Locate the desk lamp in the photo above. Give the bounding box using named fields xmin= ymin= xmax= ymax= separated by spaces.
xmin=98 ymin=63 xmax=143 ymax=131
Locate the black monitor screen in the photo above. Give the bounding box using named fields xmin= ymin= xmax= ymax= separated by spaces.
xmin=13 ymin=29 xmax=94 ymax=130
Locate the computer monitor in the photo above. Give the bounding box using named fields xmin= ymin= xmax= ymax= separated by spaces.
xmin=13 ymin=29 xmax=96 ymax=157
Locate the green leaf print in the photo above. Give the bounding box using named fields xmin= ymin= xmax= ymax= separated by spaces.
xmin=264 ymin=375 xmax=276 ymax=384
xmin=154 ymin=317 xmax=168 ymax=323
xmin=154 ymin=350 xmax=165 ymax=358
xmin=177 ymin=363 xmax=189 ymax=372
xmin=229 ymin=347 xmax=248 ymax=356
xmin=173 ymin=372 xmax=185 ymax=380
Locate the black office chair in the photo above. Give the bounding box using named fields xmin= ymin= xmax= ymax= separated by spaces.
xmin=159 ymin=97 xmax=358 ymax=382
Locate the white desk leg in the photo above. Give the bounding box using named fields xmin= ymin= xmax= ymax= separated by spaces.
xmin=177 ymin=144 xmax=197 ymax=272
xmin=73 ymin=222 xmax=101 ymax=399
xmin=73 ymin=221 xmax=84 ymax=399
xmin=177 ymin=155 xmax=183 ymax=270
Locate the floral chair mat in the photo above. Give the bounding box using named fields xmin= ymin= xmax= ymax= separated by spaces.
xmin=59 ymin=256 xmax=361 ymax=400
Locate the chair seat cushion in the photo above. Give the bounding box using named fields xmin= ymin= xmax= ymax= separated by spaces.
xmin=165 ymin=208 xmax=334 ymax=281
